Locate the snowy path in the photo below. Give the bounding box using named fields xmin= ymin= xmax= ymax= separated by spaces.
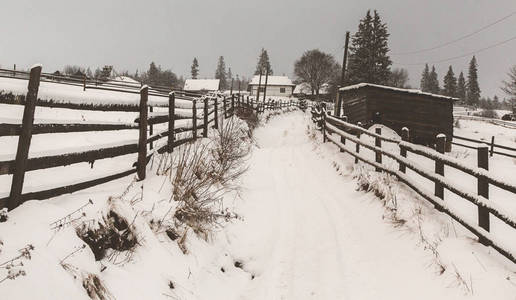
xmin=199 ymin=111 xmax=470 ymax=299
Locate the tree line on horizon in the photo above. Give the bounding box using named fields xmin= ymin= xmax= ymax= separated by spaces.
xmin=292 ymin=9 xmax=516 ymax=111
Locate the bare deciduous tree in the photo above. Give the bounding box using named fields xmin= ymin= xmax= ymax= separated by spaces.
xmin=502 ymin=65 xmax=516 ymax=106
xmin=294 ymin=49 xmax=339 ymax=100
xmin=388 ymin=68 xmax=410 ymax=89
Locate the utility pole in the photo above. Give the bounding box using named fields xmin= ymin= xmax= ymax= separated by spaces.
xmin=336 ymin=31 xmax=350 ymax=117
xmin=238 ymin=75 xmax=241 ymax=95
xmin=262 ymin=69 xmax=269 ymax=102
xmin=256 ymin=70 xmax=262 ymax=101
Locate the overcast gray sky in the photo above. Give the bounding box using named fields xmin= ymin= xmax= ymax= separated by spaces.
xmin=1 ymin=0 xmax=516 ymax=98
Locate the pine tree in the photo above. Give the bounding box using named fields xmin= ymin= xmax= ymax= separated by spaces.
xmin=443 ymin=66 xmax=457 ymax=97
xmin=457 ymin=71 xmax=466 ymax=102
xmin=467 ymin=56 xmax=481 ymax=106
xmin=227 ymin=67 xmax=233 ymax=88
xmin=100 ymin=65 xmax=113 ymax=82
xmin=255 ymin=48 xmax=273 ymax=75
xmin=147 ymin=62 xmax=160 ymax=86
xmin=428 ymin=66 xmax=439 ymax=94
xmin=191 ymin=58 xmax=199 ymax=79
xmin=347 ymin=10 xmax=392 ymax=85
xmin=86 ymin=67 xmax=93 ymax=78
xmin=420 ymin=64 xmax=430 ymax=92
xmin=215 ymin=56 xmax=227 ymax=90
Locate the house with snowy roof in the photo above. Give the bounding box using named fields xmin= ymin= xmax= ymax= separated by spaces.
xmin=249 ymin=75 xmax=295 ymax=97
xmin=184 ymin=79 xmax=220 ymax=93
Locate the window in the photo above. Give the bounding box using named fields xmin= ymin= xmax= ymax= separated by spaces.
xmin=280 ymin=87 xmax=286 ymax=93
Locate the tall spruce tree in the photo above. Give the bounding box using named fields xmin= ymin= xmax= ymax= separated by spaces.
xmin=457 ymin=71 xmax=466 ymax=102
xmin=428 ymin=66 xmax=440 ymax=94
xmin=467 ymin=56 xmax=481 ymax=106
xmin=191 ymin=58 xmax=199 ymax=79
xmin=215 ymin=56 xmax=227 ymax=90
xmin=443 ymin=66 xmax=457 ymax=97
xmin=227 ymin=67 xmax=233 ymax=88
xmin=420 ymin=64 xmax=430 ymax=92
xmin=347 ymin=10 xmax=392 ymax=85
xmin=255 ymin=48 xmax=273 ymax=75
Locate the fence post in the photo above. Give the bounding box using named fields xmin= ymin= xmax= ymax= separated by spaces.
xmin=247 ymin=96 xmax=250 ymax=109
xmin=223 ymin=96 xmax=227 ymax=118
xmin=83 ymin=75 xmax=87 ymax=91
xmin=399 ymin=127 xmax=409 ymax=173
xmin=435 ymin=134 xmax=446 ymax=201
xmin=478 ymin=145 xmax=490 ymax=245
xmin=192 ymin=99 xmax=197 ymax=140
xmin=231 ymin=94 xmax=235 ymax=115
xmin=340 ymin=116 xmax=347 ymax=153
xmin=322 ymin=110 xmax=327 ymax=143
xmin=8 ymin=65 xmax=42 ymax=210
xmin=490 ymin=136 xmax=495 ymax=157
xmin=355 ymin=122 xmax=362 ymax=164
xmin=375 ymin=127 xmax=382 ymax=171
xmin=213 ymin=97 xmax=219 ymax=129
xmin=168 ymin=92 xmax=175 ymax=152
xmin=203 ymin=97 xmax=208 ymax=138
xmin=149 ymin=105 xmax=154 ymax=150
xmin=137 ymin=86 xmax=148 ymax=181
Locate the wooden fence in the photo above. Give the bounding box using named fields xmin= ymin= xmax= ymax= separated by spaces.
xmin=0 ymin=66 xmax=220 ymax=210
xmin=452 ymin=134 xmax=516 ymax=159
xmin=222 ymin=94 xmax=299 ymax=118
xmin=311 ymin=106 xmax=516 ymax=264
xmin=0 ymin=67 xmax=299 ymax=211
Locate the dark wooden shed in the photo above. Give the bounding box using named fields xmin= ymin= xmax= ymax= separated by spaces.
xmin=339 ymin=83 xmax=456 ymax=150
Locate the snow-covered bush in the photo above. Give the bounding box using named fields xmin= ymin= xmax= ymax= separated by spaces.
xmin=0 ymin=208 xmax=8 ymax=223
xmin=76 ymin=209 xmax=139 ymax=261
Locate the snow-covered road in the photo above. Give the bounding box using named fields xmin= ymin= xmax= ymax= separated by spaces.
xmin=198 ymin=111 xmax=475 ymax=299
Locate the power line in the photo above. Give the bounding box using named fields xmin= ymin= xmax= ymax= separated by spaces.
xmin=391 ymin=11 xmax=516 ymax=55
xmin=393 ymin=33 xmax=516 ymax=66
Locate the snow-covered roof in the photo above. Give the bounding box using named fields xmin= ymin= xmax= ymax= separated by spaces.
xmin=113 ymin=76 xmax=140 ymax=84
xmin=294 ymin=83 xmax=330 ymax=95
xmin=184 ymin=79 xmax=220 ymax=91
xmin=249 ymin=75 xmax=295 ymax=86
xmin=339 ymin=83 xmax=458 ymax=101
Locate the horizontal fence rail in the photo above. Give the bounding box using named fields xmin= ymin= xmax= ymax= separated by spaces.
xmin=311 ymin=106 xmax=516 ymax=265
xmin=452 ymin=134 xmax=516 ymax=159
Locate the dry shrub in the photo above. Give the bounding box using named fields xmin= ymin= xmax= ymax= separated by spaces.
xmin=76 ymin=210 xmax=139 ymax=261
xmin=353 ymin=165 xmax=405 ymax=226
xmin=156 ymin=117 xmax=250 ymax=241
xmin=82 ymin=273 xmax=113 ymax=300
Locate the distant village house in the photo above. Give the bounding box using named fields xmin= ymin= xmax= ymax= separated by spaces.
xmin=184 ymin=79 xmax=220 ymax=94
xmin=249 ymin=75 xmax=295 ymax=97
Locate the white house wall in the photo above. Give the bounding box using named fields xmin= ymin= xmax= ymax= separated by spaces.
xmin=250 ymin=85 xmax=294 ymax=97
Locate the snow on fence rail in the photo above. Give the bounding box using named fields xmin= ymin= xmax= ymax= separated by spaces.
xmin=0 ymin=67 xmax=299 ymax=211
xmin=311 ymin=106 xmax=516 ymax=264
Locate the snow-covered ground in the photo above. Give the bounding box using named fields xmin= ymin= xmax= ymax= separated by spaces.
xmin=2 ymin=110 xmax=516 ymax=299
